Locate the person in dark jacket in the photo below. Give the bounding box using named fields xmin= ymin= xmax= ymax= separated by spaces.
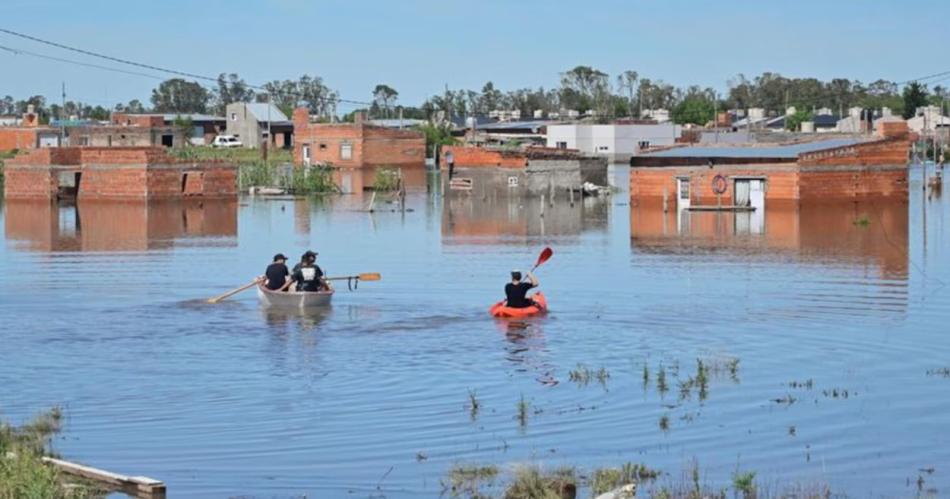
xmin=263 ymin=253 xmax=290 ymax=291
xmin=504 ymin=270 xmax=539 ymax=308
xmin=289 ymin=250 xmax=327 ymax=292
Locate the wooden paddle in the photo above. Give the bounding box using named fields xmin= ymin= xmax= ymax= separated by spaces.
xmin=325 ymin=273 xmax=381 ymax=282
xmin=207 ymin=278 xmax=262 ymax=304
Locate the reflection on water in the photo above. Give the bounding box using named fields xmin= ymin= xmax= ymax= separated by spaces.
xmin=443 ymin=194 xmax=608 ymax=244
xmin=4 ymin=199 xmax=237 ymax=251
xmin=632 ymin=199 xmax=909 ymax=278
xmin=1 ymin=167 xmax=949 ymax=498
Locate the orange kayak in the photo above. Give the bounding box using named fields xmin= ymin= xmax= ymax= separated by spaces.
xmin=489 ymin=292 xmax=548 ymax=318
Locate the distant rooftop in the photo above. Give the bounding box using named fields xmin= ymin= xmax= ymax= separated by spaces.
xmin=640 ymin=138 xmax=866 ymax=160
xmin=242 ymin=103 xmax=288 ymax=123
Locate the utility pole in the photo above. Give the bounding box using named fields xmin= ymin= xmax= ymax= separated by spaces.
xmin=60 ymin=81 xmax=66 ymax=145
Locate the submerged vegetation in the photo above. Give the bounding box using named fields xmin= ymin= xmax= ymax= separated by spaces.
xmin=0 ymin=408 xmax=102 ymax=498
xmin=372 ymin=167 xmax=401 ymax=192
xmin=169 ymin=146 xmax=338 ymax=194
xmin=568 ymin=364 xmax=610 ymax=388
xmin=0 ymin=149 xmax=16 ymax=192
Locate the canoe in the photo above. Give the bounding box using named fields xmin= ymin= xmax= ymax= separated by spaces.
xmin=257 ymin=283 xmax=334 ymax=308
xmin=489 ymin=292 xmax=547 ymax=318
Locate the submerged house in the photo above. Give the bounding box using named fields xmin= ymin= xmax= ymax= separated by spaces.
xmin=3 ymin=147 xmax=237 ymax=200
xmin=629 ymin=121 xmax=912 ymax=215
xmin=226 ymin=103 xmax=294 ymax=149
xmin=439 ymin=145 xmax=608 ymax=197
xmin=546 ymin=123 xmax=682 ymax=162
xmin=292 ymin=108 xmax=426 ymax=169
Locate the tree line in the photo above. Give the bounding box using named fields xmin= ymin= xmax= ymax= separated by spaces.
xmin=1 ymin=67 xmax=943 ymax=125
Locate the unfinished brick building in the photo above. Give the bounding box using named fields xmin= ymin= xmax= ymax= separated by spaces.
xmin=292 ymin=108 xmax=425 ymax=168
xmin=629 ymin=122 xmax=913 ymax=211
xmin=0 ymin=105 xmax=61 ymax=151
xmin=4 ymin=147 xmax=237 ymax=200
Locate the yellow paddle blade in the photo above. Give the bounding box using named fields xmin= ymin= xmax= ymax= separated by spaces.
xmin=358 ymin=272 xmax=381 ymax=281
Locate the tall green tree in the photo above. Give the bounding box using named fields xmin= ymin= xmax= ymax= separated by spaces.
xmin=215 ymin=73 xmax=255 ymax=114
xmin=372 ymin=84 xmax=399 ymax=118
xmin=616 ymin=70 xmax=639 ymax=117
xmin=902 ymin=82 xmax=928 ymax=119
xmin=150 ymin=79 xmax=211 ymax=113
xmin=672 ymin=96 xmax=715 ymax=125
xmin=559 ymin=65 xmax=610 ymax=115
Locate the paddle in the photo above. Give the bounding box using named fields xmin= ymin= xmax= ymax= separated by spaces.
xmin=207 ymin=277 xmax=262 ymax=304
xmin=325 ymin=273 xmax=381 ymax=282
xmin=529 ymin=247 xmax=553 ymax=274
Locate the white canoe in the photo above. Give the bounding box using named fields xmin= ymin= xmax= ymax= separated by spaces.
xmin=257 ymin=283 xmax=334 ymax=308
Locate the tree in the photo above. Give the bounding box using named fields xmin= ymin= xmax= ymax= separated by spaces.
xmin=785 ymin=109 xmax=813 ymax=131
xmin=559 ymin=65 xmax=610 ymax=115
xmin=88 ymin=106 xmax=110 ymax=121
xmin=902 ymin=82 xmax=928 ymax=119
xmin=0 ymin=95 xmax=14 ymax=115
xmin=372 ymin=84 xmax=399 ymax=118
xmin=616 ymin=70 xmax=639 ymax=117
xmin=215 ymin=73 xmax=254 ymax=114
xmin=263 ymin=75 xmax=338 ymax=119
xmin=150 ymin=79 xmax=211 ymax=113
xmin=479 ymin=81 xmax=503 ymax=113
xmin=672 ymin=96 xmax=715 ymax=125
xmin=173 ymin=115 xmax=194 ymax=146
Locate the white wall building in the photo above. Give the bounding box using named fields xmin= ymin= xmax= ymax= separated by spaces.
xmin=546 ymin=124 xmax=682 ymax=162
xmin=907 ymin=105 xmax=950 ymax=133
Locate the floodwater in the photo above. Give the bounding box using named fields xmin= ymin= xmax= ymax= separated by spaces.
xmin=1 ymin=165 xmax=949 ymax=498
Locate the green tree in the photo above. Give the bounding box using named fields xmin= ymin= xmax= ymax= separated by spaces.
xmin=262 ymin=75 xmax=338 ymax=119
xmin=672 ymin=96 xmax=715 ymax=125
xmin=616 ymin=70 xmax=639 ymax=117
xmin=150 ymin=79 xmax=211 ymax=113
xmin=372 ymin=84 xmax=399 ymax=118
xmin=902 ymin=82 xmax=928 ymax=119
xmin=215 ymin=73 xmax=255 ymax=114
xmin=559 ymin=65 xmax=610 ymax=115
xmin=173 ymin=115 xmax=194 ymax=146
xmin=88 ymin=105 xmax=110 ymax=121
xmin=785 ymin=109 xmax=813 ymax=131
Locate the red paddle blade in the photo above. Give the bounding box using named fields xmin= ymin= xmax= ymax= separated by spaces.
xmin=535 ymin=247 xmax=553 ymax=267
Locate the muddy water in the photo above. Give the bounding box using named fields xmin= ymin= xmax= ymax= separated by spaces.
xmin=1 ymin=166 xmax=949 ymax=497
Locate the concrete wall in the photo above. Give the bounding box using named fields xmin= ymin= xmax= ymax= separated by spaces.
xmin=226 ymin=103 xmax=263 ymax=148
xmin=546 ymin=124 xmax=681 ymax=162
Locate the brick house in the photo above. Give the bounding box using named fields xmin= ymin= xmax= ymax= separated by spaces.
xmin=0 ymin=105 xmax=61 ymax=151
xmin=629 ymin=121 xmax=913 ymax=212
xmin=292 ymin=108 xmax=425 ymax=168
xmin=4 ymin=147 xmax=237 ymax=200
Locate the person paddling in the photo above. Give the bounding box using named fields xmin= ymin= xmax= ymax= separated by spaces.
xmin=505 ymin=270 xmax=539 ymax=308
xmin=263 ymin=253 xmax=290 ymax=291
xmin=284 ymin=250 xmax=328 ymax=292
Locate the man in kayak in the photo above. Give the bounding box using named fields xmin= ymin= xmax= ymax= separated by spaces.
xmin=263 ymin=253 xmax=290 ymax=291
xmin=285 ymin=250 xmax=328 ymax=292
xmin=505 ymin=270 xmax=539 ymax=308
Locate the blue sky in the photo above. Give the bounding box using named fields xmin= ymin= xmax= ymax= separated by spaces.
xmin=1 ymin=0 xmax=945 ymax=111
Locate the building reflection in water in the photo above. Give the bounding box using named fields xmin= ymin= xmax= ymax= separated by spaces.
xmin=442 ymin=195 xmax=608 ymax=245
xmin=4 ymin=199 xmax=238 ymax=252
xmin=631 ymin=199 xmax=909 ymax=279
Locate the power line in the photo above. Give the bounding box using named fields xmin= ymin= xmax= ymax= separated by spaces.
xmin=0 ymin=43 xmax=165 ymax=81
xmin=0 ymin=26 xmax=373 ymax=107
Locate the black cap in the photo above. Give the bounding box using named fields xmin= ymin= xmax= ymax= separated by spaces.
xmin=273 ymin=253 xmax=287 ymax=262
xmin=511 ymin=271 xmax=522 ymax=280
xmin=304 ymin=250 xmax=318 ymax=259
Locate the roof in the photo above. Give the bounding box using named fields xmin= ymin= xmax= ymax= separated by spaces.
xmin=160 ymin=113 xmax=225 ymax=123
xmin=813 ymin=114 xmax=839 ymax=127
xmin=476 ymin=120 xmax=551 ymax=132
xmin=241 ymin=103 xmax=288 ymax=123
xmin=366 ymin=118 xmax=428 ymax=128
xmin=639 ymin=138 xmax=867 ymax=160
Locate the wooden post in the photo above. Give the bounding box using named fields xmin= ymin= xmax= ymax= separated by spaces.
xmin=42 ymin=457 xmax=166 ymax=499
xmin=662 ymin=188 xmax=669 ymax=213
xmin=540 ymin=194 xmax=545 ymax=218
xmin=569 ymin=186 xmax=575 ymax=207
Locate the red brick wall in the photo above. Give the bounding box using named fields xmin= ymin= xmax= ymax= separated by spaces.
xmin=293 ymin=108 xmax=425 ymax=168
xmin=362 ymin=133 xmax=426 ymax=167
xmin=0 ymin=128 xmax=39 ymax=151
xmin=112 ymin=113 xmax=164 ymax=127
xmin=798 ymin=139 xmax=910 ymax=167
xmin=799 ymin=167 xmax=908 ymax=200
xmin=79 ymin=166 xmax=149 ymax=199
xmin=630 ymin=165 xmax=801 ymax=205
xmin=441 ymin=146 xmax=528 ymax=169
xmin=3 ymin=167 xmax=58 ymax=199
xmin=294 ymin=124 xmax=364 ymax=167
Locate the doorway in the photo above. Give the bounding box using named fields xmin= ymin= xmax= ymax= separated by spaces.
xmin=161 ymin=134 xmax=174 ymax=147
xmin=302 ymin=144 xmax=311 ymax=166
xmin=734 ymin=178 xmax=765 ymax=234
xmin=676 ymin=177 xmax=691 ymax=210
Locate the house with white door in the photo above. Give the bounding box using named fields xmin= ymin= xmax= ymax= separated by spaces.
xmin=546 ymin=123 xmax=681 ymax=162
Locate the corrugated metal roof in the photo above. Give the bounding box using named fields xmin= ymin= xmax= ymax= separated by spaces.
xmin=476 ymin=120 xmax=551 ymax=132
xmin=243 ymin=103 xmax=288 ymax=123
xmin=160 ymin=113 xmax=225 ymax=122
xmin=641 ymin=138 xmax=867 ymax=159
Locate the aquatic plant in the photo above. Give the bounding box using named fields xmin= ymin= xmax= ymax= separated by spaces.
xmin=467 ymin=389 xmax=480 ymax=420
xmin=853 ymin=215 xmax=871 ymax=227
xmin=590 ymin=462 xmax=659 ymax=495
xmin=732 ymin=470 xmax=757 ymax=498
xmin=517 ymin=394 xmax=529 ymax=429
xmin=372 ymin=167 xmax=401 ymax=192
xmin=926 ymin=367 xmax=950 ymax=378
xmin=642 ymin=364 xmax=650 ymax=387
xmin=441 ymin=464 xmax=499 ymax=498
xmin=0 ymin=407 xmax=103 ymax=498
xmin=659 ymin=414 xmax=670 ymax=432
xmin=657 ymin=366 xmax=668 ymax=395
xmin=505 ymin=465 xmax=576 ymax=499
xmin=290 ymin=165 xmax=339 ymax=194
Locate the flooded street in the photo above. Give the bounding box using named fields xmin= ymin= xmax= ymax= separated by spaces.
xmin=2 ymin=165 xmax=949 ymax=497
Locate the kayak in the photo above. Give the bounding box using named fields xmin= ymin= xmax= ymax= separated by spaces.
xmin=257 ymin=283 xmax=334 ymax=308
xmin=489 ymin=292 xmax=547 ymax=318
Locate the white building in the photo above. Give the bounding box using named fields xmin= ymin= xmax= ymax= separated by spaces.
xmin=546 ymin=123 xmax=682 ymax=162
xmin=641 ymin=108 xmax=671 ymax=123
xmin=907 ymin=105 xmax=950 ymax=133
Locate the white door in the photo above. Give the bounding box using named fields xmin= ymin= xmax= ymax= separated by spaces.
xmin=302 ymin=144 xmax=311 ymax=166
xmin=749 ymin=179 xmax=765 ymax=234
xmin=676 ymin=178 xmax=691 ymax=210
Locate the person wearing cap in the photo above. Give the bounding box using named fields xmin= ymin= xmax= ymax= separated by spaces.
xmin=285 ymin=250 xmax=327 ymax=292
xmin=505 ymin=270 xmax=539 ymax=308
xmin=264 ymin=253 xmax=291 ymax=291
